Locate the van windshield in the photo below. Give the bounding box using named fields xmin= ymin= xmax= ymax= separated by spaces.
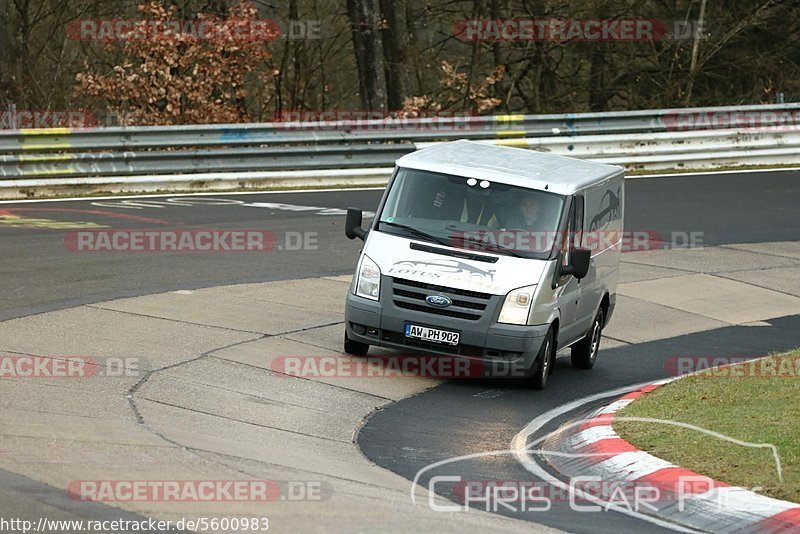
xmin=378 ymin=168 xmax=566 ymax=259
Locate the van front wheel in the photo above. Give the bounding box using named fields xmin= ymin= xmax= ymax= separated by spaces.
xmin=571 ymin=308 xmax=603 ymax=370
xmin=344 ymin=331 xmax=369 ymax=356
xmin=526 ymin=328 xmax=554 ymax=390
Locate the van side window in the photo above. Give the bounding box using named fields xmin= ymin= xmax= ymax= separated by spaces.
xmin=561 ymin=196 xmax=584 ymax=267
xmin=574 ymin=195 xmax=584 ymax=249
xmin=562 ymin=201 xmax=575 ymax=267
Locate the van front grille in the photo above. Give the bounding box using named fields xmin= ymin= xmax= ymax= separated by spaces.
xmin=392 ymin=277 xmax=492 ymax=300
xmin=391 ymin=277 xmax=492 ymax=321
xmin=394 ymin=300 xmax=482 ymax=321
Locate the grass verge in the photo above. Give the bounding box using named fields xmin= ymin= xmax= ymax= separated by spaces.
xmin=615 ymin=349 xmax=800 ymax=503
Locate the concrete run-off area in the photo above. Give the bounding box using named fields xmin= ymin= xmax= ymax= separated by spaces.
xmin=0 ymin=241 xmax=798 ymax=532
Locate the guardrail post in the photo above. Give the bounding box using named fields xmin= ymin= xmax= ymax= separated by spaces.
xmin=4 ymin=103 xmax=16 ymax=130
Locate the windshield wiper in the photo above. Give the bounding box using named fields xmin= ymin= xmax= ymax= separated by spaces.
xmin=468 ymin=240 xmax=527 ymax=258
xmin=379 ymin=221 xmax=451 ymax=247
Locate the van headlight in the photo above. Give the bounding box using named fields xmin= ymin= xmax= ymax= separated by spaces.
xmin=498 ymin=285 xmax=536 ymax=325
xmin=355 ymin=255 xmax=381 ymax=300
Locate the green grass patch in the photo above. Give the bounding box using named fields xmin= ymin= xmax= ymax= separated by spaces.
xmin=615 ymin=349 xmax=800 ymax=503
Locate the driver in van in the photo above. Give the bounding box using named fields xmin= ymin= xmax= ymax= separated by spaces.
xmin=507 ymin=193 xmax=541 ymax=230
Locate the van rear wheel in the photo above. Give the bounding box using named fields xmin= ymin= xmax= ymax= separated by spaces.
xmin=344 ymin=331 xmax=369 ymax=356
xmin=526 ymin=328 xmax=554 ymax=390
xmin=571 ymin=308 xmax=603 ymax=370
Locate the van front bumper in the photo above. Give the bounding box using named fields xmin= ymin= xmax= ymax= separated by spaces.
xmin=345 ymin=291 xmax=549 ymax=378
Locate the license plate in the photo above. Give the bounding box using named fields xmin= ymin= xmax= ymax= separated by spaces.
xmin=405 ymin=323 xmax=460 ymax=345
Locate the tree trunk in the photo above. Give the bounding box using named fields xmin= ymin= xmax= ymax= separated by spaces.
xmin=588 ymin=46 xmax=609 ymax=111
xmin=404 ymin=2 xmax=423 ymax=97
xmin=346 ymin=0 xmax=387 ymax=110
xmin=490 ymin=0 xmax=509 ymax=110
xmin=288 ymin=0 xmax=306 ymax=111
xmin=379 ymin=0 xmax=409 ymax=110
xmin=0 ymin=2 xmax=10 ymax=105
xmin=463 ymin=0 xmax=484 ymax=109
xmin=684 ymin=0 xmax=708 ymax=106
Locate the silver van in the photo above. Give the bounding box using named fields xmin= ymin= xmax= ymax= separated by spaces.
xmin=343 ymin=140 xmax=624 ymax=389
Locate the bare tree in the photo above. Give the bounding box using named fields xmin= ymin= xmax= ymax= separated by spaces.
xmin=346 ymin=0 xmax=387 ymax=110
xmin=378 ymin=0 xmax=409 ymax=109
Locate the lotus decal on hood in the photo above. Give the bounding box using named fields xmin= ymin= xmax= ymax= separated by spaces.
xmin=387 ymin=259 xmax=496 ymax=283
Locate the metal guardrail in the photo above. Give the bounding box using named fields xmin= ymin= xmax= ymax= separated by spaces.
xmin=1 ymin=144 xmax=414 ymax=179
xmin=2 ymin=102 xmax=799 ymax=151
xmin=0 ymin=103 xmax=797 ymax=193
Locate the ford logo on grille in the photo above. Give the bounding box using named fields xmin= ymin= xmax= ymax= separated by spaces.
xmin=425 ymin=295 xmax=452 ymax=308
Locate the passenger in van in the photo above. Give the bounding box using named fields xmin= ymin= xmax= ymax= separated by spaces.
xmin=460 ymin=190 xmax=498 ymax=227
xmin=428 ymin=181 xmax=498 ymax=227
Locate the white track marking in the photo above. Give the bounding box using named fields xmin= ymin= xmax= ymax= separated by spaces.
xmin=596 ymin=398 xmax=633 ymax=414
xmin=588 ymin=451 xmax=675 ymax=480
xmin=0 ymin=187 xmax=385 ymax=205
xmin=625 ymin=167 xmax=800 ymax=180
xmin=408 ymin=381 xmax=699 ymax=532
xmin=508 ymin=381 xmax=701 ymax=533
xmin=568 ymin=426 xmax=619 ymax=448
xmin=512 ymin=376 xmax=791 ymax=533
xmin=697 ymin=486 xmax=799 ymax=517
xmin=1 ymin=167 xmax=797 ymax=204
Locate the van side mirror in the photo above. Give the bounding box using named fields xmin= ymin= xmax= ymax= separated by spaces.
xmin=561 ymin=248 xmax=591 ymax=279
xmin=345 ymin=207 xmax=367 ymax=241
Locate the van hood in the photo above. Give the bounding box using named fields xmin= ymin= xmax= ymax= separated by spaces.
xmin=364 ymin=230 xmax=548 ymax=296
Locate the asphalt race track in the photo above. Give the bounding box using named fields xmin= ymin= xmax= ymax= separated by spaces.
xmin=1 ymin=169 xmax=798 ymax=533
xmin=358 ymin=318 xmax=800 ymax=533
xmin=1 ymin=170 xmax=798 ymax=323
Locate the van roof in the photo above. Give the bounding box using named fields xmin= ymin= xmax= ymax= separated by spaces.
xmin=395 ymin=140 xmax=623 ymax=195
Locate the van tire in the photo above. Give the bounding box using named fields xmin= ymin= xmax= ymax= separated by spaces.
xmin=571 ymin=308 xmax=603 ymax=370
xmin=344 ymin=332 xmax=369 ymax=356
xmin=526 ymin=328 xmax=555 ymax=390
